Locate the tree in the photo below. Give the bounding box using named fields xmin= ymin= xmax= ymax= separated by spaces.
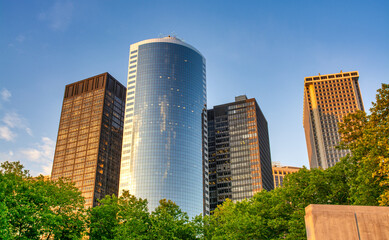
xmin=338 ymin=83 xmax=389 ymax=205
xmin=89 ymin=195 xmax=200 ymax=239
xmin=89 ymin=191 xmax=150 ymax=240
xmin=114 ymin=191 xmax=150 ymax=240
xmin=0 ymin=161 xmax=45 ymax=239
xmin=0 ymin=161 xmax=87 ymax=240
xmin=204 ymin=163 xmax=353 ymax=240
xmin=149 ymin=199 xmax=198 ymax=240
xmin=206 ymin=190 xmax=293 ymax=240
xmin=37 ymin=177 xmax=87 ymax=240
xmin=89 ymin=194 xmax=121 ymax=240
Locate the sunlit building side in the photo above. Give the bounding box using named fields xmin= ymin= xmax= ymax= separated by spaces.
xmin=303 ymin=71 xmax=364 ymax=169
xmin=272 ymin=162 xmax=301 ymax=188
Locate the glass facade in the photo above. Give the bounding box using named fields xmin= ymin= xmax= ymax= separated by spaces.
xmin=51 ymin=73 xmax=126 ymax=208
xmin=120 ymin=37 xmax=206 ymax=217
xmin=205 ymin=96 xmax=273 ymax=212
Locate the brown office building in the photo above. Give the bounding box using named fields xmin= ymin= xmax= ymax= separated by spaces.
xmin=303 ymin=71 xmax=364 ymax=169
xmin=51 ymin=73 xmax=126 ymax=207
xmin=272 ymin=162 xmax=301 ymax=188
xmin=204 ymin=95 xmax=273 ymax=212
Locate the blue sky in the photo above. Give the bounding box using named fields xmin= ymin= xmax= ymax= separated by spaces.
xmin=1 ymin=0 xmax=388 ymax=175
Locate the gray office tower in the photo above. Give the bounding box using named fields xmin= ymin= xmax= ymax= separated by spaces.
xmin=203 ymin=95 xmax=273 ymax=212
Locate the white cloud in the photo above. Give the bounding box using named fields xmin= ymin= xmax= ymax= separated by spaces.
xmin=26 ymin=128 xmax=33 ymax=136
xmin=42 ymin=164 xmax=53 ymax=176
xmin=3 ymin=112 xmax=22 ymax=128
xmin=16 ymin=35 xmax=25 ymax=43
xmin=20 ymin=148 xmax=42 ymax=161
xmin=1 ymin=89 xmax=11 ymax=101
xmin=0 ymin=152 xmax=13 ymax=163
xmin=40 ymin=137 xmax=55 ymax=158
xmin=2 ymin=112 xmax=33 ymax=136
xmin=20 ymin=137 xmax=55 ymax=163
xmin=0 ymin=126 xmax=16 ymax=141
xmin=39 ymin=0 xmax=74 ymax=31
xmin=0 ymin=137 xmax=55 ymax=176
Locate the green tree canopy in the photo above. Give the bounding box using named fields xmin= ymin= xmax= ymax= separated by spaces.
xmin=149 ymin=199 xmax=198 ymax=240
xmin=0 ymin=161 xmax=87 ymax=240
xmin=205 ymin=163 xmax=352 ymax=240
xmin=89 ymin=190 xmax=150 ymax=240
xmin=89 ymin=194 xmax=200 ymax=239
xmin=338 ymin=83 xmax=389 ymax=205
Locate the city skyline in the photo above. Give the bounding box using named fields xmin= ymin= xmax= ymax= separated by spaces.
xmin=1 ymin=1 xmax=388 ymax=176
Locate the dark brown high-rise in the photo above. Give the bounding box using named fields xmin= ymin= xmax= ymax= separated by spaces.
xmin=51 ymin=73 xmax=126 ymax=207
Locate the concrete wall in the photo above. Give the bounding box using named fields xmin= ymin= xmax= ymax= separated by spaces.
xmin=305 ymin=204 xmax=389 ymax=240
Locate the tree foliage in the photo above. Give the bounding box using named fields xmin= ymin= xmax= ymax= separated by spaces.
xmin=149 ymin=199 xmax=198 ymax=240
xmin=89 ymin=191 xmax=150 ymax=240
xmin=204 ymin=163 xmax=352 ymax=240
xmin=338 ymin=83 xmax=389 ymax=205
xmin=0 ymin=161 xmax=87 ymax=240
xmin=89 ymin=194 xmax=199 ymax=239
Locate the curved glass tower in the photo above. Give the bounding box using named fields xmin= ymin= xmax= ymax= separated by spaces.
xmin=119 ymin=37 xmax=206 ymax=217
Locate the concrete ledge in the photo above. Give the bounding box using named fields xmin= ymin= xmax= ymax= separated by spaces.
xmin=305 ymin=204 xmax=389 ymax=240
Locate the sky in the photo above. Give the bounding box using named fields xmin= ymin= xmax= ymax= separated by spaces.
xmin=1 ymin=0 xmax=388 ymax=176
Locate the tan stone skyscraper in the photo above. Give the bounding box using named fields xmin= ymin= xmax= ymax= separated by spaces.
xmin=303 ymin=71 xmax=364 ymax=169
xmin=51 ymin=73 xmax=126 ymax=207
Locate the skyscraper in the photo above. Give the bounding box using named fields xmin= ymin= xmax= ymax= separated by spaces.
xmin=119 ymin=37 xmax=206 ymax=217
xmin=51 ymin=73 xmax=126 ymax=208
xmin=204 ymin=95 xmax=273 ymax=212
xmin=303 ymin=71 xmax=364 ymax=169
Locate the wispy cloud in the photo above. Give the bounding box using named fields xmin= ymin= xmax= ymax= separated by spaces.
xmin=20 ymin=137 xmax=55 ymax=162
xmin=1 ymin=89 xmax=11 ymax=101
xmin=39 ymin=0 xmax=74 ymax=31
xmin=0 ymin=126 xmax=16 ymax=141
xmin=20 ymin=137 xmax=55 ymax=175
xmin=16 ymin=35 xmax=25 ymax=43
xmin=2 ymin=112 xmax=32 ymax=136
xmin=1 ymin=137 xmax=55 ymax=176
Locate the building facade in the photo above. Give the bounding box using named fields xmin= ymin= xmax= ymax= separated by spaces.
xmin=204 ymin=95 xmax=273 ymax=212
xmin=119 ymin=37 xmax=206 ymax=217
xmin=303 ymin=71 xmax=364 ymax=169
xmin=51 ymin=73 xmax=126 ymax=208
xmin=272 ymin=162 xmax=301 ymax=188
